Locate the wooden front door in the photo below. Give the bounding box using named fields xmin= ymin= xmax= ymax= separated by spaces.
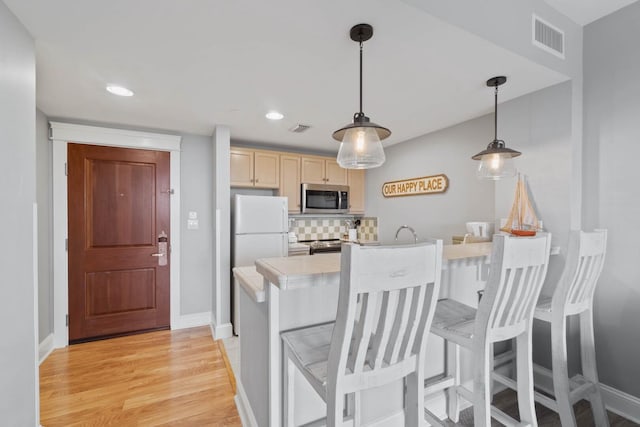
xmin=68 ymin=143 xmax=171 ymax=342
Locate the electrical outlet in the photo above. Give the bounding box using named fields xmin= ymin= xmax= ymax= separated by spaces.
xmin=187 ymin=219 xmax=199 ymax=230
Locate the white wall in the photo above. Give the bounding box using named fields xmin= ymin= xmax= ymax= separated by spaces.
xmin=36 ymin=108 xmax=53 ymax=341
xmin=211 ymin=126 xmax=232 ymax=337
xmin=583 ymin=2 xmax=640 ymax=398
xmin=0 ymin=1 xmax=38 ymax=424
xmin=365 ymin=114 xmax=495 ymax=242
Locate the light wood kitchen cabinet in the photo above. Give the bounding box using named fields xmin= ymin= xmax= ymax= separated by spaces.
xmin=301 ymin=156 xmax=347 ymax=185
xmin=279 ymin=154 xmax=301 ymax=213
xmin=230 ymin=147 xmax=279 ymax=188
xmin=347 ymin=168 xmax=365 ymax=213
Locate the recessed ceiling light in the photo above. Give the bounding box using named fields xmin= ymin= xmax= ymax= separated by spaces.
xmin=265 ymin=111 xmax=284 ymax=120
xmin=106 ymin=85 xmax=134 ymax=97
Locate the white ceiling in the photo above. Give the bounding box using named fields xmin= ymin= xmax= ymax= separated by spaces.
xmin=4 ymin=0 xmax=627 ymax=153
xmin=542 ymin=0 xmax=638 ymax=25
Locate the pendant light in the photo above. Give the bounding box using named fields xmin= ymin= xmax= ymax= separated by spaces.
xmin=473 ymin=76 xmax=521 ymax=180
xmin=333 ymin=23 xmax=390 ymax=169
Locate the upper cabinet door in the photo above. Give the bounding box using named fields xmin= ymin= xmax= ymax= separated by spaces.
xmin=279 ymin=154 xmax=301 ymax=213
xmin=254 ymin=151 xmax=280 ymax=188
xmin=325 ymin=159 xmax=348 ymax=185
xmin=301 ymin=156 xmax=326 ymax=184
xmin=230 ymin=148 xmax=254 ymax=187
xmin=348 ymin=168 xmax=365 ymax=213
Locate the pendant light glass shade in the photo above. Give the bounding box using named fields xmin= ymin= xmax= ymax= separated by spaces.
xmin=336 ymin=121 xmax=386 ymax=169
xmin=333 ymin=24 xmax=390 ymax=169
xmin=473 ymin=76 xmax=520 ymax=180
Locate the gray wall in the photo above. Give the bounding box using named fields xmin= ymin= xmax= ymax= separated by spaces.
xmin=365 ymin=114 xmax=495 ymax=242
xmin=36 ymin=108 xmax=53 ymax=341
xmin=583 ymin=2 xmax=640 ymax=398
xmin=0 ymin=1 xmax=38 ymax=424
xmin=180 ymin=134 xmax=214 ymax=314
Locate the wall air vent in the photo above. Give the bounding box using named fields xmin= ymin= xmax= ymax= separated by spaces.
xmin=532 ymin=14 xmax=565 ymax=59
xmin=288 ymin=124 xmax=311 ymax=133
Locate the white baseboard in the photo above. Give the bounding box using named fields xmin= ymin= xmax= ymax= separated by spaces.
xmin=600 ymin=383 xmax=640 ymax=423
xmin=210 ymin=320 xmax=233 ymax=340
xmin=533 ymin=364 xmax=640 ymax=424
xmin=171 ymin=311 xmax=212 ymax=330
xmin=38 ymin=333 xmax=54 ymax=365
xmin=235 ymin=380 xmax=259 ymax=427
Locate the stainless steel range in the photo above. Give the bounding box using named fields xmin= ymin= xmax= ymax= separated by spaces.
xmin=300 ymin=239 xmax=343 ymax=255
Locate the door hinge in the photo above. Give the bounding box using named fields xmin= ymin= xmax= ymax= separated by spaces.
xmin=65 ymin=162 xmax=68 ymax=176
xmin=65 ymin=238 xmax=68 ymax=251
xmin=66 ymin=314 xmax=69 ymax=326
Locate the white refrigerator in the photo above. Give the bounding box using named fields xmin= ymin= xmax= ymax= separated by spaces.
xmin=232 ymin=194 xmax=288 ymax=335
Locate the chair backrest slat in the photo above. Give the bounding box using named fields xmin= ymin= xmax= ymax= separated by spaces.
xmin=401 ymin=285 xmax=427 ymax=361
xmin=328 ymin=241 xmax=443 ymax=392
xmin=555 ymin=230 xmax=607 ymax=310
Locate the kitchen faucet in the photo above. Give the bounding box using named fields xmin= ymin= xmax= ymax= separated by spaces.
xmin=395 ymin=225 xmax=417 ymax=243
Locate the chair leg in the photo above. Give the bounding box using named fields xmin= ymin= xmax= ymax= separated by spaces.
xmin=580 ymin=310 xmax=610 ymax=427
xmin=516 ymin=332 xmax=537 ymax=427
xmin=283 ymin=347 xmax=295 ymax=427
xmin=405 ymin=371 xmax=426 ymax=426
xmin=472 ymin=341 xmax=492 ymax=427
xmin=346 ymin=392 xmax=361 ymax=426
xmin=446 ymin=341 xmax=460 ymax=422
xmin=326 ymin=387 xmax=344 ymax=427
xmin=551 ymin=313 xmax=577 ymax=427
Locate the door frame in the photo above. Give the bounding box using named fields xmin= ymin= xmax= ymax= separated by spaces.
xmin=50 ymin=122 xmax=182 ymax=348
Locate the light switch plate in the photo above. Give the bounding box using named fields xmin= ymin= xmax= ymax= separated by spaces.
xmin=188 ymin=211 xmax=198 ymax=220
xmin=550 ymin=246 xmax=561 ymax=255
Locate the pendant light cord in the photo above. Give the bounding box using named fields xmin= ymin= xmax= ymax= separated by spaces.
xmin=494 ymin=85 xmax=498 ymax=141
xmin=359 ymin=41 xmax=364 ymax=115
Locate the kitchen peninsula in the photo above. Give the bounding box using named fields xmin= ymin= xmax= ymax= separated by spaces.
xmin=234 ymin=242 xmax=493 ymax=427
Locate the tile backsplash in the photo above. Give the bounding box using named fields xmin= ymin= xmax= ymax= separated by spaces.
xmin=290 ymin=217 xmax=378 ymax=242
xmin=358 ymin=217 xmax=378 ymax=242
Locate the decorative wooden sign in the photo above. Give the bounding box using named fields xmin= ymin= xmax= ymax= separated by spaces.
xmin=382 ymin=174 xmax=449 ymax=198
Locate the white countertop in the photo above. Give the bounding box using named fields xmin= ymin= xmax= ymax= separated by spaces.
xmin=232 ymin=266 xmax=266 ymax=303
xmin=256 ymin=242 xmax=493 ymax=291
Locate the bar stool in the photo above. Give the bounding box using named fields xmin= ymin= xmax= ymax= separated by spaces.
xmin=532 ymin=229 xmax=609 ymax=426
xmin=425 ymin=233 xmax=552 ymax=427
xmin=281 ymin=241 xmax=443 ymax=427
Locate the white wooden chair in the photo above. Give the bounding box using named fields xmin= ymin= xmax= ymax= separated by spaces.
xmin=531 ymin=229 xmax=609 ymax=426
xmin=425 ymin=233 xmax=552 ymax=427
xmin=280 ymin=241 xmax=443 ymax=427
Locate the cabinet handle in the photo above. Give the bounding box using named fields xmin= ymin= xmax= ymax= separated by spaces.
xmin=255 ymin=178 xmax=259 ymax=183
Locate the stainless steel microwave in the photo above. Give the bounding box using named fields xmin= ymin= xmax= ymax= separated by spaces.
xmin=301 ymin=183 xmax=349 ymax=214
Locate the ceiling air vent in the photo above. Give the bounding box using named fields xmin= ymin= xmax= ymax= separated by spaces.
xmin=532 ymin=14 xmax=565 ymax=59
xmin=288 ymin=124 xmax=311 ymax=133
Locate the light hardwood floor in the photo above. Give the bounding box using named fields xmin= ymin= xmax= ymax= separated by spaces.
xmin=40 ymin=327 xmax=638 ymax=426
xmin=39 ymin=327 xmax=241 ymax=426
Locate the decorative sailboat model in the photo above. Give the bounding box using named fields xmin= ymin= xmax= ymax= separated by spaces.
xmin=500 ymin=175 xmax=540 ymax=236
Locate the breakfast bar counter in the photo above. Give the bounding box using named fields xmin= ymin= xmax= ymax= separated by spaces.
xmin=234 ymin=242 xmax=493 ymax=427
